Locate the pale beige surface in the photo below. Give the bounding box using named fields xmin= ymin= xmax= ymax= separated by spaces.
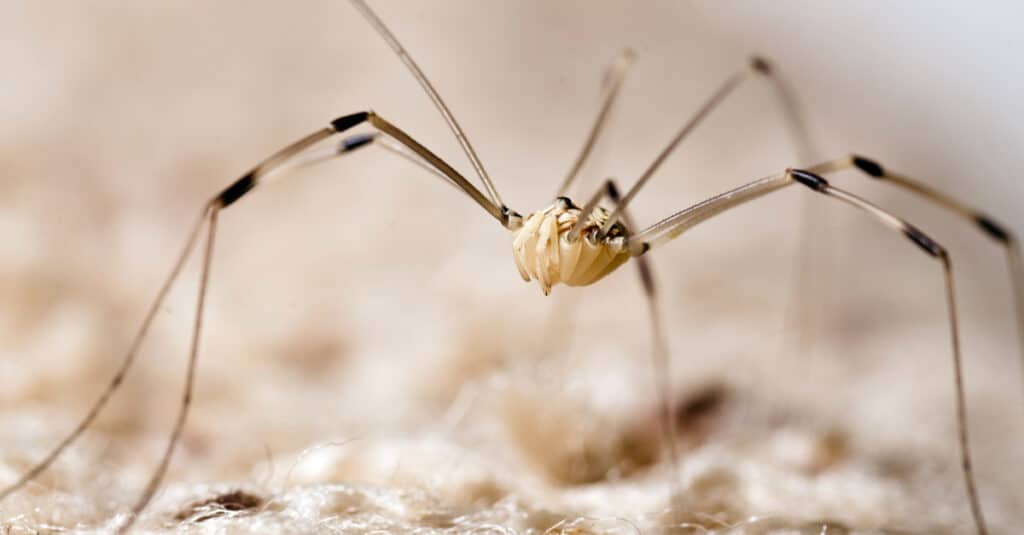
xmin=1 ymin=2 xmax=1023 ymax=534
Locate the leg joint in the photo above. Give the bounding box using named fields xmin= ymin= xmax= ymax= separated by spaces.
xmin=216 ymin=172 xmax=256 ymax=208
xmin=852 ymin=155 xmax=885 ymax=178
xmin=975 ymin=214 xmax=1012 ymax=244
xmin=904 ymin=224 xmax=947 ymax=258
xmin=330 ymin=111 xmax=370 ymax=133
xmin=750 ymin=56 xmax=772 ymax=75
xmin=339 ymin=132 xmax=377 ymax=152
xmin=790 ymin=169 xmax=830 ymax=191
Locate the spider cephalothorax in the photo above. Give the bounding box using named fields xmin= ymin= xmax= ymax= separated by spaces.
xmin=511 ymin=197 xmax=631 ymax=295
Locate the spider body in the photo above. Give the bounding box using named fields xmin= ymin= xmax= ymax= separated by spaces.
xmin=511 ymin=197 xmax=631 ymax=294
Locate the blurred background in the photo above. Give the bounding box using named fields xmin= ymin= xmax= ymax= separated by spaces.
xmin=1 ymin=1 xmax=1022 ymax=532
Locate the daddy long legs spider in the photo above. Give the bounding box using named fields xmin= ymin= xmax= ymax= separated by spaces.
xmin=1 ymin=2 xmax=1022 ymax=533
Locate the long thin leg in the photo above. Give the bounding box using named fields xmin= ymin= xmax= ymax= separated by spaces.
xmin=575 ymin=179 xmax=683 ymax=518
xmin=366 ymin=112 xmax=518 ymax=224
xmin=1 ymin=112 xmax=505 ymax=523
xmin=0 ymin=206 xmax=210 ymax=504
xmin=552 ymin=55 xmax=819 ymax=234
xmin=298 ymin=132 xmax=469 ymax=199
xmin=558 ymin=57 xmax=824 ymax=484
xmin=216 ymin=112 xmax=515 ymax=226
xmin=578 ymin=57 xmax=831 ymax=376
xmin=115 ymin=205 xmax=219 ymax=534
xmin=763 ymin=58 xmax=829 ymax=369
xmin=350 ymin=0 xmax=505 ymax=209
xmin=1011 ymin=241 xmax=1024 ymax=394
xmin=788 ymin=152 xmax=1024 ymax=396
xmin=549 ymin=72 xmax=681 ymax=488
xmin=629 ymin=162 xmax=989 ymax=535
xmin=597 ymin=72 xmax=747 ymax=238
xmin=555 ymin=49 xmax=635 ymax=197
xmin=573 ymin=179 xmax=684 ymax=512
xmin=598 ymin=58 xmax=816 ymax=239
xmin=607 ymin=181 xmax=682 ymax=513
xmin=573 ymin=179 xmax=681 ymax=504
xmin=0 ymin=121 xmax=376 ymax=509
xmin=125 ymin=114 xmax=507 ymax=525
xmin=357 ymin=134 xmax=467 ymax=196
xmin=758 ymin=58 xmax=819 ymax=166
xmin=811 ymin=155 xmax=1024 ymax=385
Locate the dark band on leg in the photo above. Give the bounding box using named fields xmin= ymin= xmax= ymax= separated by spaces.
xmin=904 ymin=225 xmax=947 ymax=258
xmin=216 ymin=173 xmax=257 ymax=208
xmin=790 ymin=169 xmax=829 ymax=191
xmin=750 ymin=56 xmax=772 ymax=75
xmin=976 ymin=214 xmax=1011 ymax=244
xmin=339 ymin=133 xmax=377 ymax=152
xmin=636 ymin=258 xmax=656 ymax=296
xmin=631 ymin=167 xmax=990 ymax=533
xmin=605 ymin=181 xmax=623 ymax=203
xmin=852 ymin=155 xmax=885 ymax=178
xmin=846 ymin=155 xmax=1015 ymax=248
xmin=331 ymin=111 xmax=370 ymax=133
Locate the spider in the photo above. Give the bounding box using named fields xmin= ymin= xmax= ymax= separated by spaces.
xmin=1 ymin=2 xmax=1020 ymax=533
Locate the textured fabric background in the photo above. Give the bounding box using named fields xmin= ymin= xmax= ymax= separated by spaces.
xmin=1 ymin=2 xmax=1022 ymax=533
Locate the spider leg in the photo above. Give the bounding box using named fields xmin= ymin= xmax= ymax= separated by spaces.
xmin=629 ymin=162 xmax=992 ymax=535
xmin=115 ymin=204 xmax=219 ymax=534
xmin=810 ymin=155 xmax=1023 ymax=388
xmin=356 ymin=133 xmax=469 ymax=196
xmin=556 ymin=53 xmax=818 ymax=205
xmin=568 ymin=179 xmax=682 ymax=513
xmin=598 ymin=57 xmax=815 ymax=239
xmin=218 ymin=112 xmax=513 ymax=225
xmin=0 ymin=112 xmax=509 ymax=529
xmin=554 ymin=53 xmax=828 ymax=368
xmin=754 ymin=57 xmax=819 ymax=165
xmin=762 ymin=58 xmax=830 ymax=367
xmin=128 ymin=113 xmax=516 ymax=530
xmin=555 ymin=49 xmax=635 ymax=197
xmin=350 ymin=0 xmax=504 ymax=209
xmin=553 ymin=55 xmax=821 ymax=510
xmin=607 ymin=181 xmax=682 ymax=512
xmin=0 ymin=206 xmax=208 ymax=506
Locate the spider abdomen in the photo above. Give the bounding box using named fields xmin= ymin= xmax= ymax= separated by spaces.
xmin=511 ymin=201 xmax=631 ymax=295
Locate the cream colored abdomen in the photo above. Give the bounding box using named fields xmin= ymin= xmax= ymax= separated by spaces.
xmin=511 ymin=204 xmax=630 ymax=295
